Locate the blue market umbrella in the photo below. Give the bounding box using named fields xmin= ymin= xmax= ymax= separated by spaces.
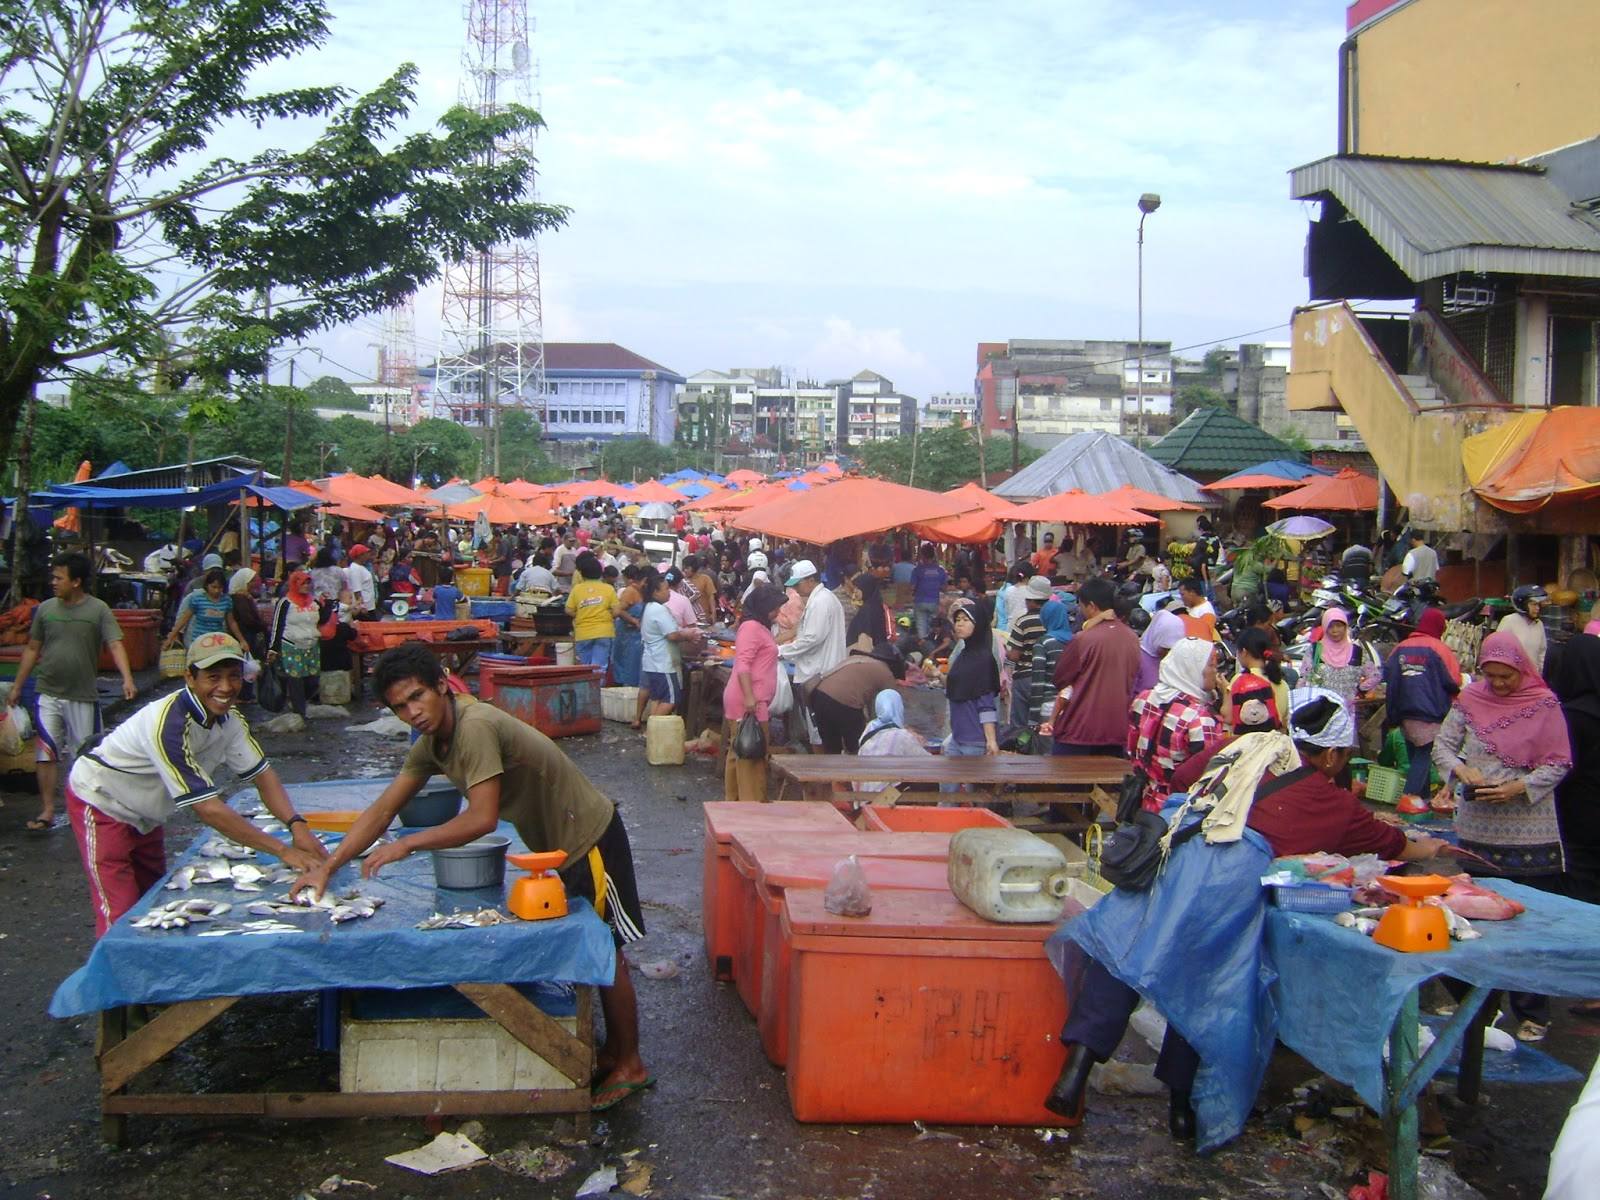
xmin=1267 ymin=516 xmax=1336 ymax=540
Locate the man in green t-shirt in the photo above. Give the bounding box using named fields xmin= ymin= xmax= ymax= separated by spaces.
xmin=292 ymin=642 xmax=652 ymax=1112
xmin=10 ymin=553 xmax=137 ymax=832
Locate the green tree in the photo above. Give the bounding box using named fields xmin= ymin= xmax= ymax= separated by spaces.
xmin=395 ymin=418 xmax=480 ymax=486
xmin=191 ymin=386 xmax=330 ymax=479
xmin=858 ymin=425 xmax=1039 ymax=492
xmin=0 ymin=0 xmax=571 ymax=472
xmin=305 ymin=375 xmax=367 ymax=410
xmin=492 ymin=409 xmax=554 ymax=482
xmin=1176 ymin=384 xmax=1231 ymax=418
xmin=598 ymin=438 xmax=684 ymax=482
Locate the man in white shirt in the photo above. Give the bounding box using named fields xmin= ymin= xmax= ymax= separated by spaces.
xmin=65 ymin=632 xmax=326 ymax=935
xmin=516 ymin=553 xmax=558 ymax=594
xmin=552 ymin=535 xmax=580 ymax=593
xmin=778 ymin=559 xmax=846 ymax=688
xmin=1401 ymin=530 xmax=1439 ymax=584
xmin=344 ymin=545 xmax=377 ymax=617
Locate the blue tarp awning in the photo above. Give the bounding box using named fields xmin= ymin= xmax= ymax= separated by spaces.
xmin=674 ymin=482 xmax=713 ymax=499
xmin=24 ymin=473 xmax=271 ymax=512
xmin=244 ymin=483 xmax=323 ymax=512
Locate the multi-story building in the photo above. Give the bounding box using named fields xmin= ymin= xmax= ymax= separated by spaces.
xmin=422 ymin=342 xmax=683 ymax=446
xmin=975 ymin=339 xmax=1173 ymax=447
xmin=833 ymin=370 xmax=917 ymax=446
xmin=1284 ymin=0 xmax=1600 ymax=589
xmin=676 ymin=368 xmax=838 ymax=461
xmin=922 ymin=391 xmax=978 ymax=430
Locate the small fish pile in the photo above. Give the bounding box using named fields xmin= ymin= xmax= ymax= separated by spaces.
xmin=132 ymin=898 xmax=233 ymax=930
xmin=197 ymin=838 xmax=256 ymax=860
xmin=251 ymin=891 xmax=386 ymax=923
xmin=1334 ymin=904 xmax=1481 ymax=941
xmin=165 ymin=861 xmax=296 ymax=892
xmin=416 ymin=908 xmax=518 ymax=930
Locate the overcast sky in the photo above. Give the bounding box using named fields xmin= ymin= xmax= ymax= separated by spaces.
xmin=292 ymin=0 xmax=1346 ymax=398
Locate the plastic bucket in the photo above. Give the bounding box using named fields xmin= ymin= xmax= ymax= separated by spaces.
xmin=456 ymin=567 xmax=492 ymax=597
xmin=431 ymin=835 xmax=510 ymax=888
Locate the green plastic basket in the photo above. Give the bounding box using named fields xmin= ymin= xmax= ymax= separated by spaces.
xmin=1364 ymin=764 xmax=1406 ymax=806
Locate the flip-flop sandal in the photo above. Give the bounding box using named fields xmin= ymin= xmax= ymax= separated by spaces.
xmin=591 ymin=1075 xmax=656 ymax=1112
xmin=25 ymin=817 xmax=57 ymax=833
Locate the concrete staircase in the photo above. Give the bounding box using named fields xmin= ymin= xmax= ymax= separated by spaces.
xmin=1397 ymin=374 xmax=1445 ymax=408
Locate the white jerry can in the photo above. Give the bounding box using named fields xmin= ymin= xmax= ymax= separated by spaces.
xmin=946 ymin=827 xmax=1072 ymax=923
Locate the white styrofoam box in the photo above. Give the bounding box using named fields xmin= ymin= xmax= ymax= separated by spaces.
xmin=601 ymin=686 xmax=641 ymax=722
xmin=340 ymin=1014 xmax=580 ymax=1093
xmin=319 ymin=669 xmax=352 ymax=705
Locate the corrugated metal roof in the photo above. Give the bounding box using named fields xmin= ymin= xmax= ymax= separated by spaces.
xmin=991 ymin=431 xmax=1211 ymax=504
xmin=1291 ymin=155 xmax=1600 ymax=281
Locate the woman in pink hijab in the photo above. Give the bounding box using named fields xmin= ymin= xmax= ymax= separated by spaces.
xmin=1433 ymin=630 xmax=1573 ymax=1040
xmin=1307 ymin=608 xmax=1377 ymax=743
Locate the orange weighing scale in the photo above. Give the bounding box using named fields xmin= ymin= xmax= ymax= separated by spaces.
xmin=507 ymin=851 xmax=568 ymax=920
xmin=1373 ymin=874 xmax=1452 ymax=953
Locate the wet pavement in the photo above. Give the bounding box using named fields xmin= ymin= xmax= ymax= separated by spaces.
xmin=0 ymin=682 xmax=1593 ymax=1199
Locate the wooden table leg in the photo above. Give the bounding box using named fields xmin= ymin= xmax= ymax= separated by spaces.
xmin=1457 ymin=989 xmax=1500 ymax=1105
xmin=98 ymin=1008 xmax=129 ymax=1148
xmin=1385 ymin=989 xmax=1421 ymax=1200
xmin=574 ymin=987 xmax=595 ymax=1141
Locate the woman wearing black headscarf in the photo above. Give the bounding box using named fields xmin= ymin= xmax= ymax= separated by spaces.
xmin=847 ymin=570 xmax=891 ymax=649
xmin=941 ymin=597 xmax=1002 ymax=757
xmin=1549 ymin=631 xmax=1600 ymax=908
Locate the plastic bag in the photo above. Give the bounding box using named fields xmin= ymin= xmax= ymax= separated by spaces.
xmin=823 ymin=855 xmax=872 ymax=917
xmin=256 ymin=664 xmax=287 ymax=713
xmin=770 ymin=662 xmax=793 ymax=716
xmin=0 ymin=707 xmax=21 ymax=758
xmin=733 ymin=714 xmax=767 ymax=761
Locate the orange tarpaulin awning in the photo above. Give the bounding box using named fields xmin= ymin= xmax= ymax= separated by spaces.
xmin=500 ymin=479 xmax=552 ymax=499
xmin=1464 ymin=407 xmax=1600 ymax=513
xmin=729 ymin=478 xmax=974 ymax=543
xmin=1262 ymin=468 xmax=1380 ymax=512
xmin=1005 ymin=490 xmax=1158 ymax=526
xmin=52 ymin=460 xmax=93 ymax=532
xmin=909 ymin=482 xmax=1022 ymax=545
xmin=685 ymin=484 xmax=788 ymax=514
xmin=1095 ymin=484 xmax=1205 ymax=513
xmin=723 ymin=469 xmax=765 ymax=486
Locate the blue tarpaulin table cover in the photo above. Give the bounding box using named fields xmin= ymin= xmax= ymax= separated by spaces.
xmin=49 ymin=779 xmax=616 ymax=1018
xmin=1267 ymin=878 xmax=1600 ymax=1113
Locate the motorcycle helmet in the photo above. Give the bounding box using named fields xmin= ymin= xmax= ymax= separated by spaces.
xmin=1511 ymin=584 xmax=1549 ymax=616
xmin=1124 ymin=527 xmax=1146 ymax=542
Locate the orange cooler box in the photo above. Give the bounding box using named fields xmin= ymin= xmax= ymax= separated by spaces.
xmin=735 ymin=850 xmax=952 ymax=1019
xmin=782 ymin=888 xmax=1072 ymax=1127
xmin=725 ymin=831 xmax=953 ymax=997
xmin=701 ymin=802 xmax=854 ymax=980
xmin=860 ymin=806 xmax=1011 ymax=834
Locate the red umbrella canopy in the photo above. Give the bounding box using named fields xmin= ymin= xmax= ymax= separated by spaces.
xmin=1262 ymin=468 xmax=1379 ymax=512
xmin=1005 ymin=489 xmax=1158 ymax=525
xmin=729 ymin=478 xmax=974 ymax=543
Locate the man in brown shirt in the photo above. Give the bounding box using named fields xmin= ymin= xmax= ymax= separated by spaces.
xmin=292 ymin=643 xmax=653 ymax=1112
xmin=1050 ymin=578 xmax=1140 ymax=756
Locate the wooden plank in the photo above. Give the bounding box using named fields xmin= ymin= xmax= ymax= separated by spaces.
xmin=99 ymin=997 xmax=240 ymax=1095
xmin=454 ymin=983 xmax=590 ymax=1085
xmin=104 ymin=1089 xmax=590 ymax=1118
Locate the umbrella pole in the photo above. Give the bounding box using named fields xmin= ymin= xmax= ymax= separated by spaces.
xmin=239 ymin=488 xmax=249 ymax=571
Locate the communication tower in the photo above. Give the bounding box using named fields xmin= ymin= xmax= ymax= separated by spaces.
xmin=434 ymin=0 xmax=547 ymax=474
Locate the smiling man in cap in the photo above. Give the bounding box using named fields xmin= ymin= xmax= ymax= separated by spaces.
xmin=63 ymin=631 xmax=328 ymax=936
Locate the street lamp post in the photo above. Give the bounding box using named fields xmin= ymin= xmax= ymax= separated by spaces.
xmin=1136 ymin=192 xmax=1161 ymax=445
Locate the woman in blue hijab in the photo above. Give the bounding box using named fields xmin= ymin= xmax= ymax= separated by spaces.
xmin=857 ymin=689 xmax=929 ymax=790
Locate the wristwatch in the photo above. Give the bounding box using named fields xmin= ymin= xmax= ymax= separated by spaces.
xmin=286 ymin=815 xmax=308 ymax=828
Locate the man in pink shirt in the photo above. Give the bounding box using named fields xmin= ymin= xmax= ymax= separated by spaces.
xmin=1050 ymin=578 xmax=1140 ymax=757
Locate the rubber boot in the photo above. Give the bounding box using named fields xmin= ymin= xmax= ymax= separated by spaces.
xmin=1168 ymin=1090 xmax=1196 ymax=1140
xmin=1043 ymin=1042 xmax=1097 ymax=1120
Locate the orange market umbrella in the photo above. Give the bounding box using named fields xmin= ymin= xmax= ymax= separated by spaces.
xmin=730 ymin=478 xmax=974 ymax=543
xmin=909 ymin=483 xmax=1022 ymax=545
xmin=501 ymin=478 xmax=552 ymax=499
xmin=625 ymin=480 xmax=686 ymax=504
xmin=321 ymin=472 xmax=424 ymax=508
xmin=444 ymin=492 xmax=556 ymax=525
xmin=1005 ymin=489 xmax=1158 ymax=525
xmin=1262 ymin=468 xmax=1380 ymax=512
xmin=685 ymin=484 xmax=785 ymax=514
xmin=52 ymin=460 xmax=93 ymax=532
xmin=723 ymin=469 xmax=765 ymax=486
xmin=1096 ymin=484 xmax=1205 ymax=513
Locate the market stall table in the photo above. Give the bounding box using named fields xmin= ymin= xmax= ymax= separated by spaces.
xmin=1266 ymin=881 xmax=1600 ymax=1200
xmin=351 ymin=632 xmax=500 ymax=693
xmin=49 ymin=780 xmax=615 ymax=1145
xmin=769 ymin=753 xmax=1124 ymax=822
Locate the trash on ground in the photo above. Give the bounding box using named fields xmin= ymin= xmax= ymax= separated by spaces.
xmin=575 ymin=1165 xmax=618 ymax=1196
xmin=619 ymin=1161 xmax=655 ymax=1196
xmin=1129 ymin=1001 xmax=1167 ymax=1052
xmin=1090 ymin=1059 xmax=1165 ymax=1096
xmin=637 ymin=960 xmax=679 ymax=980
xmin=351 ymin=714 xmax=412 ymax=738
xmin=305 ymin=703 xmax=350 ymax=720
xmin=261 ymin=711 xmax=307 ymax=735
xmin=384 ymin=1131 xmax=488 ymax=1175
xmin=491 ymin=1143 xmax=575 ymax=1181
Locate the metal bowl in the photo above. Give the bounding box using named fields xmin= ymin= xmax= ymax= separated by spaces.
xmin=399 ymin=782 xmax=464 ymax=828
xmin=431 ymin=835 xmax=510 ymax=889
